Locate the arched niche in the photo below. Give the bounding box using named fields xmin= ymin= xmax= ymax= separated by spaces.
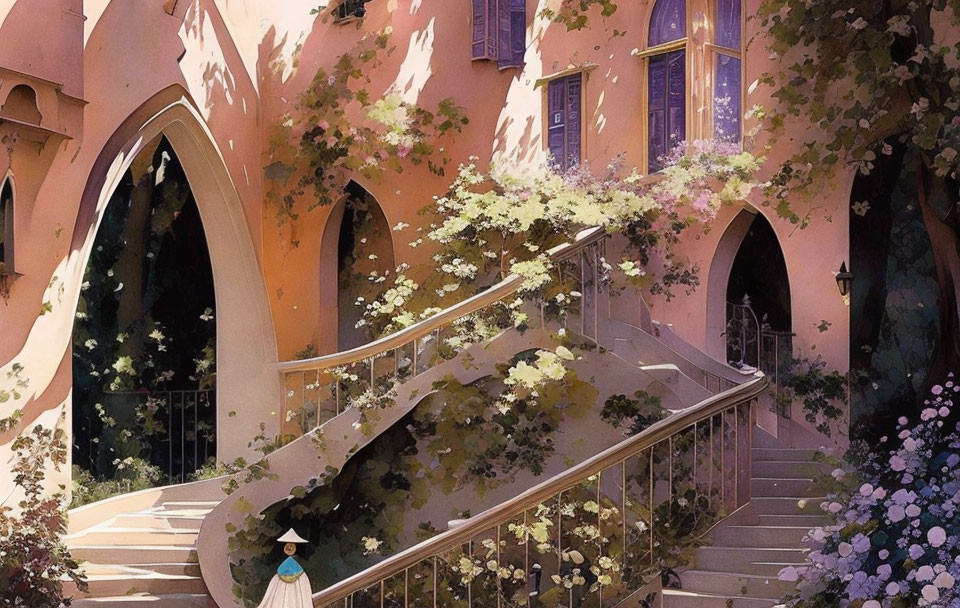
xmin=318 ymin=181 xmax=395 ymax=354
xmin=1 ymin=84 xmax=42 ymax=125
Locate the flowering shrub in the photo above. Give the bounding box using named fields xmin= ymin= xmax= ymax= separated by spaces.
xmin=778 ymin=381 xmax=960 ymax=607
xmin=0 ymin=420 xmax=87 ymax=606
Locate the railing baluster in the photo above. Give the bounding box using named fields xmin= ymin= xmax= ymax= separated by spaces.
xmin=647 ymin=449 xmax=654 ymax=566
xmin=733 ymin=407 xmax=740 ymax=509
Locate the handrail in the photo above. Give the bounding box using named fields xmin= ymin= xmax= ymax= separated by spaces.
xmin=278 ymin=227 xmax=606 ymax=373
xmin=312 ymin=373 xmax=767 ymax=607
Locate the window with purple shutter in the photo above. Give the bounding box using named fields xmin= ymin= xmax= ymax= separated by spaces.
xmin=471 ymin=0 xmax=525 ymax=68
xmin=647 ymin=0 xmax=687 ymax=172
xmin=648 ymin=50 xmax=685 ymax=172
xmin=713 ymin=0 xmax=742 ymax=142
xmin=547 ymin=73 xmax=583 ymax=170
xmin=713 ymin=55 xmax=741 ymax=141
xmin=648 ymin=0 xmax=685 ymax=47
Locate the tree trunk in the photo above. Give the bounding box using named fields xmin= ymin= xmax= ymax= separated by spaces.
xmin=916 ymin=161 xmax=960 ymax=395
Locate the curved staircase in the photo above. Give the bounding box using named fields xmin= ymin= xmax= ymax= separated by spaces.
xmin=62 ymin=227 xmax=826 ymax=608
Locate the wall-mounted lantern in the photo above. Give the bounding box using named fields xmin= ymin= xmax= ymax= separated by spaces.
xmin=835 ymin=262 xmax=853 ymax=298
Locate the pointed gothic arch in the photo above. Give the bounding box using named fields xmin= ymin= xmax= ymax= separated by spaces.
xmin=69 ymin=89 xmax=279 ymax=465
xmin=706 ymin=207 xmax=792 ymax=363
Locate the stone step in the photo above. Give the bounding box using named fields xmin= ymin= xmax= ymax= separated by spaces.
xmin=662 ymin=589 xmax=778 ymax=608
xmin=757 ymin=514 xmax=829 ymax=528
xmin=70 ymin=528 xmax=199 ymax=547
xmin=752 ymin=461 xmax=827 ymax=478
xmin=750 ymin=448 xmax=819 ymax=462
xmin=69 ymin=545 xmax=197 ymax=565
xmin=64 ymin=573 xmax=206 ymax=598
xmin=714 ymin=525 xmax=809 ymax=548
xmin=154 ymin=501 xmax=219 ymax=515
xmin=71 ymin=593 xmax=209 ymax=607
xmin=751 ymin=496 xmax=825 ymax=516
xmin=112 ymin=513 xmax=205 ymax=530
xmin=678 ymin=570 xmax=795 ymax=599
xmin=750 ymin=477 xmax=813 ymax=497
xmin=694 ymin=547 xmax=807 ymax=574
xmin=79 ymin=562 xmax=202 ymax=577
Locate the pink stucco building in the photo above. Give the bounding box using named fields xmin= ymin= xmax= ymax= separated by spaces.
xmin=0 ymin=1 xmax=861 ymax=606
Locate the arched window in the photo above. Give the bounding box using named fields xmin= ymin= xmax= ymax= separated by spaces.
xmin=646 ymin=0 xmax=687 ymax=172
xmin=643 ymin=0 xmax=743 ymax=172
xmin=0 ymin=178 xmax=12 ymax=270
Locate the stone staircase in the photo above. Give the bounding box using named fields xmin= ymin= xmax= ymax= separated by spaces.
xmin=67 ymin=500 xmax=218 ymax=607
xmin=662 ymin=430 xmax=826 ymax=608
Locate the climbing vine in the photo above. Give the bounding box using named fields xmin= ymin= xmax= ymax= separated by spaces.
xmin=264 ymin=28 xmax=469 ymax=222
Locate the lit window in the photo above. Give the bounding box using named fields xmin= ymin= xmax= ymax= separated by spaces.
xmin=546 ymin=73 xmax=583 ymax=171
xmin=642 ymin=0 xmax=743 ymax=172
xmin=712 ymin=0 xmax=742 ymax=143
xmin=472 ymin=0 xmax=526 ymax=69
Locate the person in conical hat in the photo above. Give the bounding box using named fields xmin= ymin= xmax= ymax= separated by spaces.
xmin=256 ymin=528 xmax=312 ymax=608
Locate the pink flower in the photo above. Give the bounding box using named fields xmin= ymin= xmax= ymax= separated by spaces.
xmin=928 ymin=526 xmax=946 ymax=547
xmin=890 ymin=455 xmax=907 ymax=471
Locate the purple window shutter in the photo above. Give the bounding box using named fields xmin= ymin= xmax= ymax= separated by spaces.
xmin=648 ymin=0 xmax=686 ymax=47
xmin=498 ymin=0 xmax=526 ymax=69
xmin=548 ymin=79 xmax=566 ymax=166
xmin=472 ymin=0 xmax=487 ymax=59
xmin=565 ymin=74 xmax=582 ymax=169
xmin=648 ymin=54 xmax=668 ymax=172
xmin=486 ymin=0 xmax=499 ymax=59
xmin=497 ymin=0 xmax=512 ymax=62
xmin=715 ymin=0 xmax=741 ymax=50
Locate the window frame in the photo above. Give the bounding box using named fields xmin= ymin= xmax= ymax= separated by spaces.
xmin=538 ymin=68 xmax=592 ymax=171
xmin=639 ymin=0 xmax=745 ymax=172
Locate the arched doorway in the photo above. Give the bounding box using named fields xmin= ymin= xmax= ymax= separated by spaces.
xmin=64 ymin=92 xmax=279 ymax=473
xmin=319 ymin=181 xmax=394 ymax=353
xmin=706 ymin=209 xmax=792 ymax=370
xmin=72 ymin=136 xmax=217 ymax=485
xmin=725 ymin=212 xmax=792 ymax=369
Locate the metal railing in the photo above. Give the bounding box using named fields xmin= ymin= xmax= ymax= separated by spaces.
xmin=92 ymin=388 xmax=215 ymax=483
xmin=277 ymin=228 xmax=608 ymax=437
xmin=311 ymin=375 xmax=766 ymax=608
xmin=725 ymin=298 xmax=761 ymax=370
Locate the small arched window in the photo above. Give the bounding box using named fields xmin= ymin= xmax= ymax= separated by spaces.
xmin=0 ymin=178 xmax=13 ymax=270
xmin=643 ymin=0 xmax=743 ymax=171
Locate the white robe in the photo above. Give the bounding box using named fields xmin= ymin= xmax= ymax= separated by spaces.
xmin=257 ymin=560 xmax=312 ymax=608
